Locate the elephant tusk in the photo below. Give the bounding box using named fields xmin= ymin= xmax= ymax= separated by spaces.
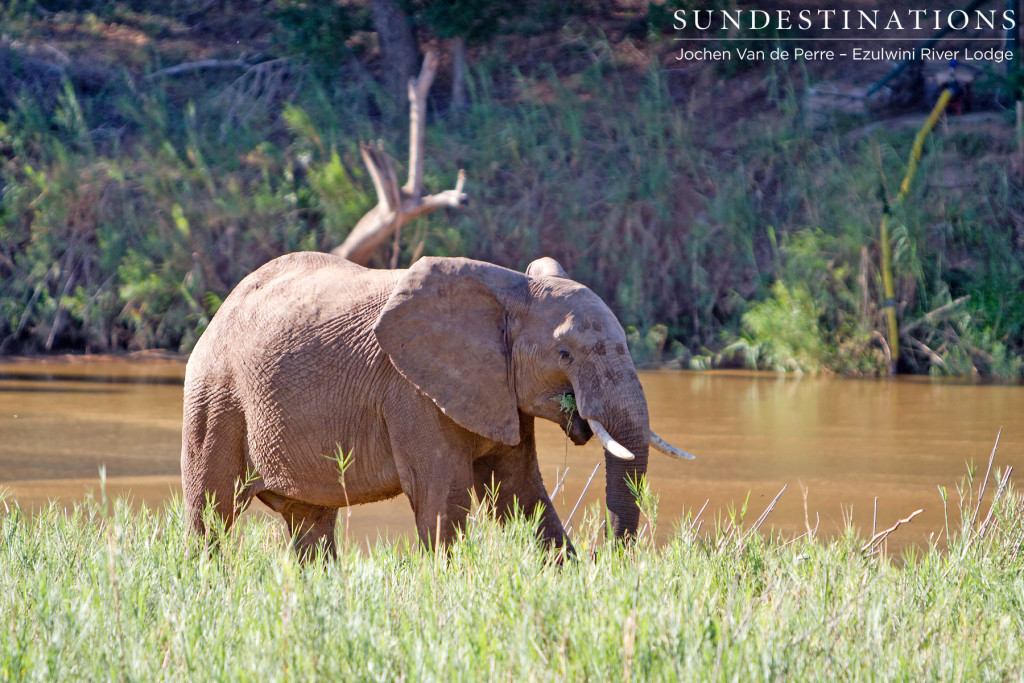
xmin=586 ymin=419 xmax=635 ymax=461
xmin=650 ymin=430 xmax=696 ymax=460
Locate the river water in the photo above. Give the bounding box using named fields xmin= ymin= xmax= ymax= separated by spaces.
xmin=1 ymin=357 xmax=1021 ymax=551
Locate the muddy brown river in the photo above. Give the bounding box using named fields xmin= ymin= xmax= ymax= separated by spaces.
xmin=1 ymin=357 xmax=1021 ymax=551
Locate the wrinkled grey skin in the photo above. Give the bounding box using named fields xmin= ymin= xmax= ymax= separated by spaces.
xmin=182 ymin=252 xmax=649 ymax=559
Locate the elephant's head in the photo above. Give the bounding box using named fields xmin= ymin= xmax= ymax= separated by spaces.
xmin=374 ymin=256 xmax=692 ymax=539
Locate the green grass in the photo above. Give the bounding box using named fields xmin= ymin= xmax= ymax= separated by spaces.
xmin=2 ymin=478 xmax=1024 ymax=681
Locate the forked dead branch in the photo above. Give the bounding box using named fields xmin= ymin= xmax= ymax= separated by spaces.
xmin=332 ymin=51 xmax=468 ymax=266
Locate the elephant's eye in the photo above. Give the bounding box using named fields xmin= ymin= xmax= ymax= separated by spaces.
xmin=558 ymin=348 xmax=573 ymax=364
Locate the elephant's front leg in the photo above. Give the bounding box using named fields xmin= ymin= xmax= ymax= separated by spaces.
xmin=396 ymin=458 xmax=475 ymax=550
xmin=390 ymin=413 xmax=477 ymax=550
xmin=473 ymin=418 xmax=574 ymax=556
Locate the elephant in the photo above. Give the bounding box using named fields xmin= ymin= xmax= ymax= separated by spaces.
xmin=181 ymin=252 xmax=693 ymax=559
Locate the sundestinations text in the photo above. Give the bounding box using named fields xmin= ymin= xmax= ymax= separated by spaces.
xmin=672 ymin=8 xmax=1016 ymax=32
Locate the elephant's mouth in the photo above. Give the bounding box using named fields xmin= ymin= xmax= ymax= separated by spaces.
xmin=555 ymin=392 xmax=592 ymax=445
xmin=566 ymin=411 xmax=592 ymax=445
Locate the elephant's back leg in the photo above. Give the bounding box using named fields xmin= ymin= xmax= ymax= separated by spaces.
xmin=257 ymin=491 xmax=338 ymax=561
xmin=180 ymin=383 xmax=249 ymax=536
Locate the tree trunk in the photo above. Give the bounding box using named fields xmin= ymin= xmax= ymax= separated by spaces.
xmin=370 ymin=0 xmax=419 ymax=107
xmin=451 ymin=36 xmax=467 ymax=113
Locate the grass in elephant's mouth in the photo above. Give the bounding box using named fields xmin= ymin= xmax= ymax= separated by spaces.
xmin=2 ymin=473 xmax=1024 ymax=681
xmin=556 ymin=393 xmax=577 ymax=418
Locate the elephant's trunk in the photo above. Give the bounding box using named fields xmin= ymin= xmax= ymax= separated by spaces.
xmin=604 ymin=428 xmax=649 ymax=539
xmin=586 ymin=381 xmax=650 ymax=540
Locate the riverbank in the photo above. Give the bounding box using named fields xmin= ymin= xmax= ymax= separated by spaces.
xmin=1 ymin=3 xmax=1022 ymax=376
xmin=2 ymin=488 xmax=1022 ymax=680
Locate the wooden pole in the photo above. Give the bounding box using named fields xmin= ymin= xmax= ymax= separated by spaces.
xmin=879 ymin=88 xmax=953 ymax=375
xmin=879 ymin=212 xmax=899 ymax=376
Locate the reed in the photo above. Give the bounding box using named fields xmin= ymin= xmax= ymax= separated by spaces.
xmin=1 ymin=465 xmax=1023 ymax=681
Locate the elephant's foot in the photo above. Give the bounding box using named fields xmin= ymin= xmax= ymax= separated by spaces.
xmin=183 ymin=484 xmax=250 ymax=543
xmin=541 ymin=518 xmax=576 ymax=563
xmin=552 ymin=540 xmax=577 ymax=566
xmin=413 ymin=495 xmax=471 ymax=551
xmin=287 ymin=506 xmax=338 ymax=562
xmin=472 ymin=447 xmax=573 ymax=557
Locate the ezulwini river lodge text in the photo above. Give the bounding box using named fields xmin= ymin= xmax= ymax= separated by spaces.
xmin=671 ymin=8 xmax=1016 ymax=32
xmin=676 ymin=46 xmax=1015 ymax=63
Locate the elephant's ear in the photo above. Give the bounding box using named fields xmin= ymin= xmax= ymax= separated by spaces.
xmin=525 ymin=256 xmax=569 ymax=279
xmin=374 ymin=257 xmax=525 ymax=446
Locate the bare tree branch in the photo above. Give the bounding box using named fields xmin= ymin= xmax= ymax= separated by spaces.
xmin=901 ymin=295 xmax=971 ymax=336
xmin=360 ymin=142 xmax=397 ymax=215
xmin=404 ymin=50 xmax=439 ymax=200
xmin=332 ymin=50 xmax=468 ymax=266
xmin=146 ymin=58 xmax=251 ymax=80
xmin=861 ymin=508 xmax=925 ymax=555
xmin=215 ymin=58 xmax=300 ymax=139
